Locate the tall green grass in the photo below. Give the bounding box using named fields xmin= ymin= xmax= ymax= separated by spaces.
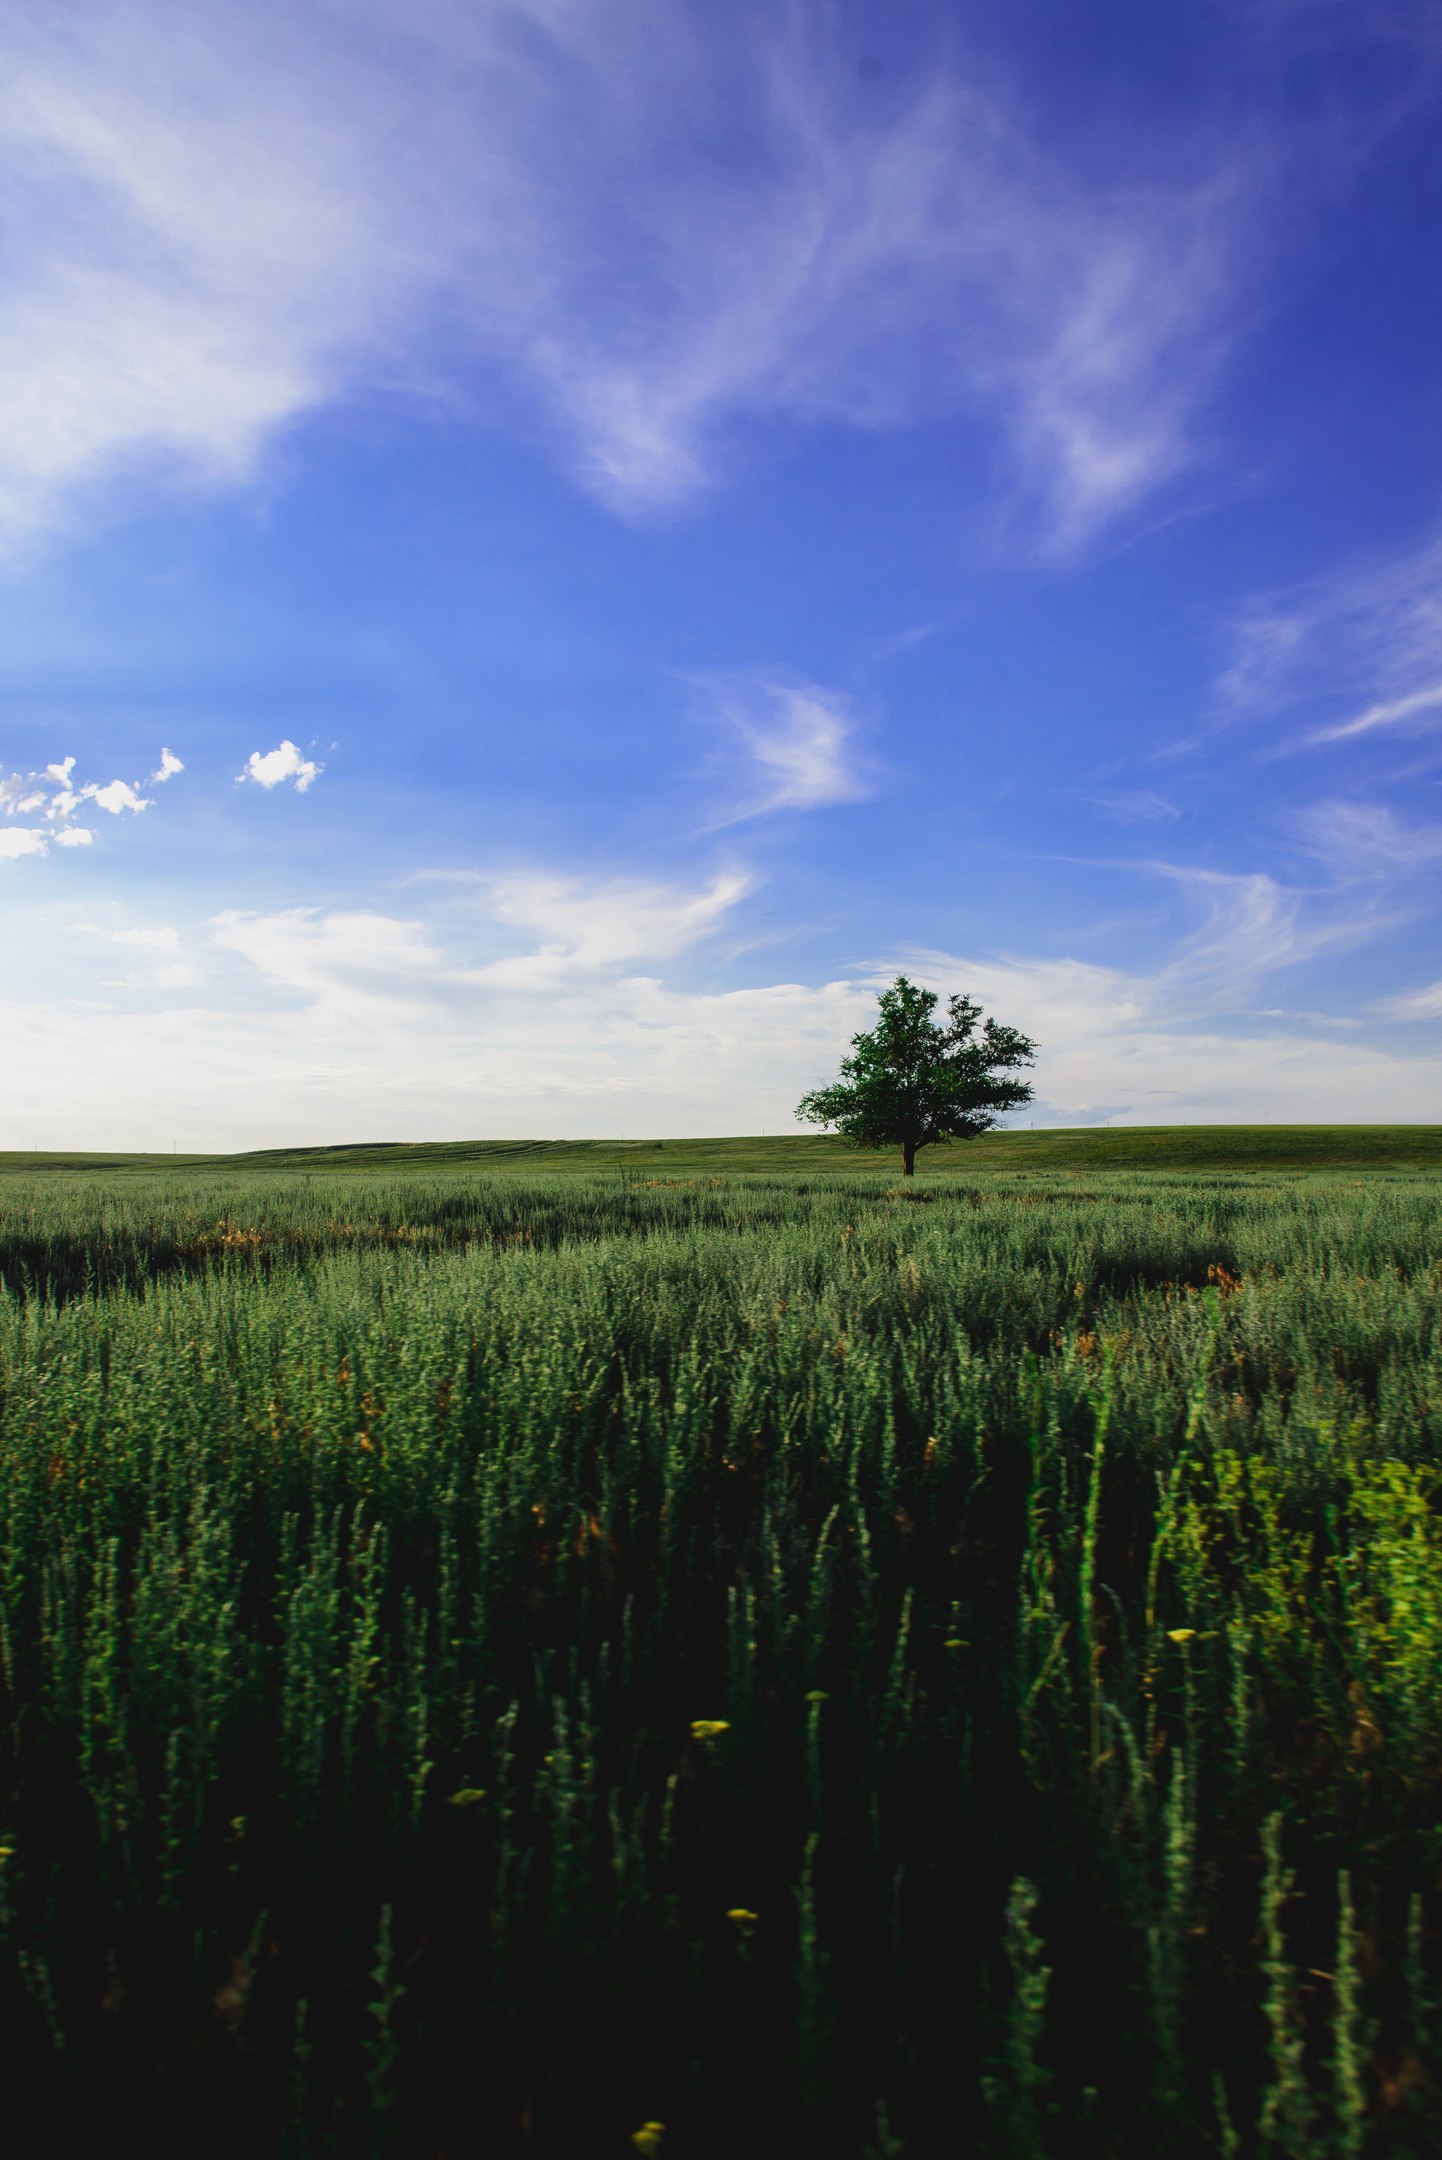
xmin=0 ymin=1166 xmax=1438 ymax=2153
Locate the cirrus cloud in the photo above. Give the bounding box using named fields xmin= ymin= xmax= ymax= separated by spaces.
xmin=0 ymin=0 xmax=1356 ymax=559
xmin=697 ymin=681 xmax=874 ymax=826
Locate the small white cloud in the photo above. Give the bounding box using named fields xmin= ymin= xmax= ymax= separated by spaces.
xmin=83 ymin=778 xmax=152 ymax=815
xmin=238 ymin=740 xmax=322 ymax=792
xmin=151 ymin=747 xmax=184 ymax=782
xmin=4 ymin=753 xmax=173 ymax=850
xmin=0 ymin=828 xmax=48 ymax=861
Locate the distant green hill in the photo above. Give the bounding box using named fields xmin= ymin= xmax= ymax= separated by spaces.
xmin=3 ymin=1126 xmax=1441 ymax=1177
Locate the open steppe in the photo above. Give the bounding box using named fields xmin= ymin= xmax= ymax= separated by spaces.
xmin=0 ymin=1133 xmax=1438 ymax=2153
xmin=6 ymin=1121 xmax=1442 ymax=1178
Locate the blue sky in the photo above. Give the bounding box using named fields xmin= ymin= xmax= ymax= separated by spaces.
xmin=2 ymin=0 xmax=1441 ymax=1147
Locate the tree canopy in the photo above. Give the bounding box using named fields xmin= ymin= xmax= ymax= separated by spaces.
xmin=796 ymin=975 xmax=1036 ymax=1175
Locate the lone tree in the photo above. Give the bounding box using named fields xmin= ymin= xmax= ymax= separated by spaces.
xmin=796 ymin=975 xmax=1036 ymax=1177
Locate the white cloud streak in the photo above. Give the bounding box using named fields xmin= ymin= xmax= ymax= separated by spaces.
xmin=211 ymin=908 xmax=443 ymax=1000
xmin=1086 ymin=790 xmax=1180 ymax=826
xmin=1374 ymin=978 xmax=1442 ymax=1021
xmin=1219 ymin=519 xmax=1442 ymax=747
xmin=74 ymin=922 xmax=182 ymax=949
xmin=0 ymin=0 xmax=1287 ymax=555
xmin=477 ymin=870 xmax=752 ymax=981
xmin=702 ymin=682 xmax=871 ymax=824
xmin=1310 ymin=680 xmax=1442 ymax=745
xmin=102 ymin=961 xmax=207 ymax=991
xmin=1294 ymin=798 xmax=1442 ymax=876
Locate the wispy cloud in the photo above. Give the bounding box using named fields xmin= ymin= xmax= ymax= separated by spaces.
xmin=701 ymin=682 xmax=871 ymax=824
xmin=479 ymin=870 xmax=750 ymax=975
xmin=212 ymin=869 xmax=749 ymax=1011
xmin=237 ymin=741 xmax=322 ymax=792
xmin=1374 ymin=978 xmax=1442 ymax=1021
xmin=1309 ymin=681 xmax=1442 ymax=745
xmin=887 ymin=943 xmax=1439 ymax=1124
xmin=1293 ymin=798 xmax=1442 ymax=875
xmin=151 ymin=747 xmax=184 ymax=782
xmin=1053 ymin=836 xmax=1416 ymax=1016
xmin=1218 ymin=517 xmax=1442 ymax=745
xmin=68 ymin=919 xmax=202 ymax=989
xmin=74 ymin=922 xmax=182 ymax=950
xmin=1086 ymin=789 xmax=1180 ymax=826
xmin=435 ymin=869 xmax=755 ymax=992
xmin=211 ymin=909 xmax=442 ymax=1002
xmin=0 ymin=0 xmax=1302 ymax=556
xmin=102 ymin=961 xmax=207 ymax=991
xmin=1142 ymin=860 xmax=1389 ymax=1005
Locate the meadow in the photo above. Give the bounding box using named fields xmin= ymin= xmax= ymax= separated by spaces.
xmin=0 ymin=1135 xmax=1439 ymax=2154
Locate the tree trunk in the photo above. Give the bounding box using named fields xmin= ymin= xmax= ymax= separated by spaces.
xmin=902 ymin=1138 xmax=916 ymax=1178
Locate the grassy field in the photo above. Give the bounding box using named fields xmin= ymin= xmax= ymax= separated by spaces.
xmin=4 ymin=1122 xmax=1442 ymax=1178
xmin=0 ymin=1150 xmax=1439 ymax=2153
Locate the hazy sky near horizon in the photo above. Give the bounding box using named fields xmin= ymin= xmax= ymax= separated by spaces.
xmin=3 ymin=0 xmax=1441 ymax=1147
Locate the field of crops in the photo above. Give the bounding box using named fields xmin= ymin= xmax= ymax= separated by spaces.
xmin=0 ymin=1157 xmax=1439 ymax=2155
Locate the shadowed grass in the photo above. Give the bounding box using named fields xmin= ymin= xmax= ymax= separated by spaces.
xmin=0 ymin=1159 xmax=1437 ymax=2153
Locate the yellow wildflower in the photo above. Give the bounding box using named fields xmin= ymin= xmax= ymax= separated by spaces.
xmin=726 ymin=1908 xmax=759 ymax=1938
xmin=1166 ymin=1628 xmax=1197 ymax=1643
xmin=447 ymin=1788 xmax=487 ymax=1808
xmin=631 ymin=2122 xmax=666 ymax=2156
xmin=690 ymin=1719 xmax=729 ymax=1741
